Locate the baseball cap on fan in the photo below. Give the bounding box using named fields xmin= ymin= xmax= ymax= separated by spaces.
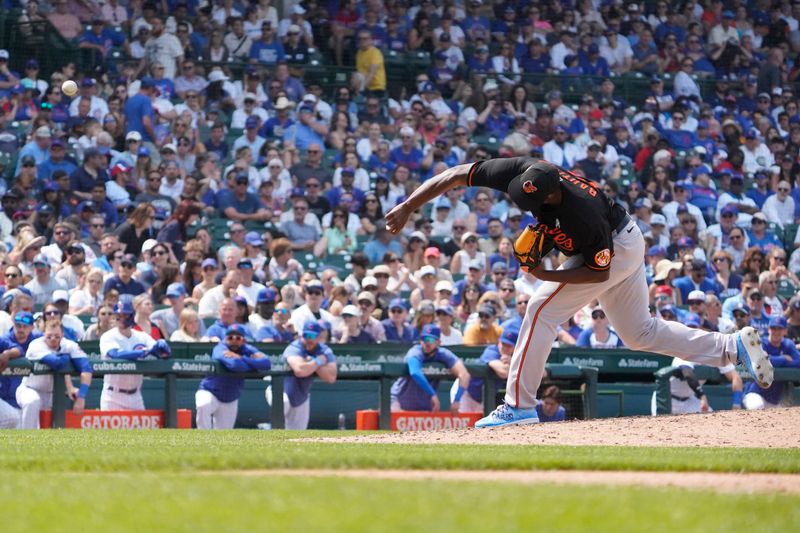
xmin=507 ymin=161 xmax=561 ymax=214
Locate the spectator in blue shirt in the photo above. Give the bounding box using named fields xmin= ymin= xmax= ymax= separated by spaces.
xmin=196 ymin=324 xmax=270 ymax=429
xmin=150 ymin=62 xmax=176 ymax=100
xmin=390 ymin=126 xmax=425 ymax=172
xmin=747 ymin=212 xmax=782 ymax=253
xmin=576 ymin=306 xmax=624 ymax=348
xmin=283 ymin=103 xmax=327 ymax=151
xmin=217 ymin=170 xmax=270 ymax=222
xmin=37 ymin=138 xmax=77 ymax=183
xmin=103 ymin=253 xmax=145 ymax=297
xmin=390 ymin=324 xmax=471 ymax=412
xmin=78 ymin=18 xmax=124 ymax=67
xmin=746 ymin=171 xmax=773 ymax=209
xmin=382 ymin=299 xmax=417 ymax=342
xmin=688 ymin=165 xmax=719 ymax=221
xmin=673 ymin=259 xmax=720 ymax=302
xmin=249 ymin=21 xmax=285 ymax=66
xmin=70 ymin=148 xmax=110 ymax=201
xmin=15 ymin=125 xmax=52 ymax=176
xmin=658 ymin=110 xmax=698 ymax=151
xmin=123 ymin=77 xmax=157 ymax=143
xmin=0 ymin=49 xmax=20 ymax=100
xmin=520 ymin=39 xmax=551 ymax=76
xmin=385 ymin=17 xmax=406 ymax=52
xmin=743 ymin=290 xmax=770 ymax=337
xmin=580 ymin=43 xmax=610 ymax=77
xmin=477 ymin=96 xmax=514 ymax=138
xmin=466 ymin=43 xmax=493 ymax=76
xmin=364 ymin=227 xmax=404 ymax=265
xmin=461 ymin=1 xmax=491 ymax=42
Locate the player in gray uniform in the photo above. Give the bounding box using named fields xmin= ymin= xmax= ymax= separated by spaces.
xmin=650 ymin=357 xmax=743 ymax=416
xmin=386 ymin=158 xmax=774 ymax=427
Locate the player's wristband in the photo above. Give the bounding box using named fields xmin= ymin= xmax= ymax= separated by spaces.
xmin=78 ymin=384 xmax=89 ymax=399
xmin=732 ymin=390 xmax=743 ymax=407
xmin=454 ymin=385 xmax=465 ymax=402
xmin=314 ymin=356 xmax=325 ymax=367
xmin=694 ymin=388 xmax=705 ymax=400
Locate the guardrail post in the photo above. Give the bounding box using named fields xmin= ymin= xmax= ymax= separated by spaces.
xmin=271 ymin=376 xmax=285 ymax=429
xmin=653 ymin=367 xmax=674 ymax=415
xmin=52 ymin=369 xmax=67 ymax=428
xmin=582 ymin=367 xmax=599 ymax=420
xmin=164 ymin=373 xmax=177 ymax=428
xmin=379 ymin=377 xmax=392 ymax=430
xmin=483 ymin=372 xmax=497 ymax=416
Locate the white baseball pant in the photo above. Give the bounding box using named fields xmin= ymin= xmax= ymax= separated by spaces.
xmin=742 ymin=392 xmax=778 ymax=410
xmin=16 ymin=386 xmax=52 ymax=429
xmin=284 ymin=397 xmax=310 ymax=430
xmin=265 ymin=386 xmax=311 ymax=430
xmin=649 ymin=392 xmax=713 ymax=416
xmin=450 ymin=381 xmax=484 ymax=413
xmin=100 ymin=389 xmax=145 ymax=411
xmin=195 ymin=389 xmax=238 ymax=429
xmin=507 ymin=222 xmax=738 ymax=409
xmin=0 ymin=398 xmax=20 ymax=428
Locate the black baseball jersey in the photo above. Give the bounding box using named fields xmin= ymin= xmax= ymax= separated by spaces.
xmin=468 ymin=157 xmax=629 ymax=271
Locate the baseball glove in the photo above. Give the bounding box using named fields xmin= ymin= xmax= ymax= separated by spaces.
xmin=513 ymin=223 xmax=554 ymax=270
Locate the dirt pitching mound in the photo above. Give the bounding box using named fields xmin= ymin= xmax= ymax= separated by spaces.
xmin=327 ymin=407 xmax=800 ymax=448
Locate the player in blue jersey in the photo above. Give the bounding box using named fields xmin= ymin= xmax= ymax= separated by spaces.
xmin=279 ymin=322 xmax=337 ymax=430
xmin=455 ymin=328 xmax=518 ymax=413
xmin=743 ymin=316 xmax=800 ymax=410
xmin=0 ymin=312 xmax=41 ymax=428
xmin=195 ymin=324 xmax=271 ymax=429
xmin=391 ymin=324 xmax=471 ymax=413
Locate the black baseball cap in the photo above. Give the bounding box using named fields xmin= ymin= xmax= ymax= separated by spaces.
xmin=507 ymin=161 xmax=561 ymax=214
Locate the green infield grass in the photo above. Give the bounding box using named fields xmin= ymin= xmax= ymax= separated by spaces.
xmin=1 ymin=430 xmax=799 ymax=474
xmin=3 ymin=472 xmax=798 ymax=533
xmin=3 ymin=432 xmax=798 ymax=532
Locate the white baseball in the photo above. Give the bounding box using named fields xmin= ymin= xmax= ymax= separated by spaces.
xmin=62 ymin=80 xmax=78 ymax=97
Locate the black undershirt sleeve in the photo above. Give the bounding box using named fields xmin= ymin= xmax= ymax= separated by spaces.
xmin=468 ymin=157 xmax=537 ymax=192
xmin=671 ymin=366 xmax=705 ymax=398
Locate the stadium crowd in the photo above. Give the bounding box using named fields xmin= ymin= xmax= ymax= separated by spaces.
xmin=1 ymin=0 xmax=800 ymax=427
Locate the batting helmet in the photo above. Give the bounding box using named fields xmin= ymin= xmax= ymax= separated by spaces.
xmin=506 ymin=161 xmax=562 ymax=214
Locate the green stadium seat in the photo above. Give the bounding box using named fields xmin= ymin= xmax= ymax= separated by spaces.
xmin=783 ymin=224 xmax=798 ymax=250
xmin=777 ymin=279 xmax=797 ymax=300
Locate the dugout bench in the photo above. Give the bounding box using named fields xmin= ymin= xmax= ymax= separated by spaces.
xmin=3 ymin=358 xmax=598 ymax=429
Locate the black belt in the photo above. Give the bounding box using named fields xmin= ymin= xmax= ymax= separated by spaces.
xmin=612 ymin=214 xmax=632 ymax=236
xmin=671 ymin=394 xmax=691 ymax=402
xmin=106 ymin=386 xmax=138 ymax=395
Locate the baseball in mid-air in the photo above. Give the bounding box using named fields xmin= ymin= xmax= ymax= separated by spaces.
xmin=61 ymin=80 xmax=78 ymax=97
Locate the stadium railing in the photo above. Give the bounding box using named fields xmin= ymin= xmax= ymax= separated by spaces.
xmin=4 ymin=356 xmax=599 ymax=429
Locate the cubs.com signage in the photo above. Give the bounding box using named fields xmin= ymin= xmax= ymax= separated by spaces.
xmin=40 ymin=410 xmax=193 ymax=429
xmin=356 ymin=410 xmax=483 ymax=431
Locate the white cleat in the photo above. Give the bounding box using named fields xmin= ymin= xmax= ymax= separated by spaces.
xmin=735 ymin=327 xmax=774 ymax=388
